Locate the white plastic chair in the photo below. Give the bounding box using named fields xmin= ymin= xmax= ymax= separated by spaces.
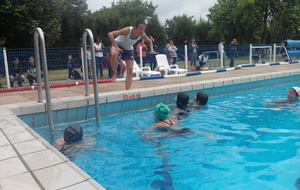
xmin=133 ymin=60 xmax=161 ymax=77
xmin=155 ymin=54 xmax=186 ymax=75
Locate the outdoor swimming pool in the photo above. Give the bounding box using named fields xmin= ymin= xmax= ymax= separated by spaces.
xmin=34 ymin=81 xmax=300 ymax=190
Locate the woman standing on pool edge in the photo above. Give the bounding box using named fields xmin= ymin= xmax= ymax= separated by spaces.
xmin=108 ymin=19 xmax=157 ymax=90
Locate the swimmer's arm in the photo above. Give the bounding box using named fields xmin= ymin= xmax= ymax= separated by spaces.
xmin=133 ymin=123 xmax=166 ymax=133
xmin=133 ymin=125 xmax=157 ymax=133
xmin=108 ymin=27 xmax=130 ymax=49
xmin=141 ymin=33 xmax=156 ymax=54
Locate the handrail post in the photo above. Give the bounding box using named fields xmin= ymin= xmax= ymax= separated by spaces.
xmin=82 ymin=29 xmax=100 ymax=124
xmin=34 ymin=28 xmax=54 ymax=131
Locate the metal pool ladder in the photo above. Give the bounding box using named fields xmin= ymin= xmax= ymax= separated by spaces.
xmin=34 ymin=28 xmax=54 ymax=131
xmin=82 ymin=29 xmax=100 ymax=124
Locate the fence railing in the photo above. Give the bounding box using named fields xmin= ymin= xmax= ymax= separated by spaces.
xmin=1 ymin=43 xmax=288 ymax=87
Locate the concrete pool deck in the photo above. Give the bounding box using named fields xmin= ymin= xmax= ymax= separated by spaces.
xmin=1 ymin=63 xmax=300 ymax=190
xmin=1 ymin=63 xmax=300 ymax=105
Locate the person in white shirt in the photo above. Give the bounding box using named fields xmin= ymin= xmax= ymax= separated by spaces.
xmin=108 ymin=19 xmax=157 ymax=90
xmin=94 ymin=37 xmax=105 ymax=79
xmin=218 ymin=39 xmax=226 ymax=67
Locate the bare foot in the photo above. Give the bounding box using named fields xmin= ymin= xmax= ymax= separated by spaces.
xmin=112 ymin=74 xmax=117 ymax=82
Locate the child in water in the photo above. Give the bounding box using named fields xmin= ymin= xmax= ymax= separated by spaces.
xmin=134 ymin=103 xmax=194 ymax=138
xmin=265 ymin=87 xmax=300 ymax=110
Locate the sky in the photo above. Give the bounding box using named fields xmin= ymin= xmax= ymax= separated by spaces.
xmin=85 ymin=0 xmax=218 ymax=24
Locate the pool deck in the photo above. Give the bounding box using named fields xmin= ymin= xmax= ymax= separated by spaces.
xmin=1 ymin=63 xmax=300 ymax=105
xmin=1 ymin=63 xmax=300 ymax=190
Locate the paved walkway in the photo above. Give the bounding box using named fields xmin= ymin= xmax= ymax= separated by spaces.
xmin=0 ymin=64 xmax=299 ymax=105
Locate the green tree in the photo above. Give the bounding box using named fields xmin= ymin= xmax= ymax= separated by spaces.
xmin=59 ymin=0 xmax=90 ymax=46
xmin=269 ymin=0 xmax=300 ymax=42
xmin=165 ymin=15 xmax=197 ymax=44
xmin=207 ymin=0 xmax=238 ymax=43
xmin=194 ymin=18 xmax=213 ymax=45
xmin=207 ymin=0 xmax=300 ymax=44
xmin=0 ymin=0 xmax=64 ymax=47
xmin=145 ymin=14 xmax=165 ymax=46
xmin=91 ymin=0 xmax=158 ymax=46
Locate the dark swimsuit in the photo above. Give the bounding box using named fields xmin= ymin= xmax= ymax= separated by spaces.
xmin=162 ymin=118 xmax=175 ymax=127
xmin=163 ymin=118 xmax=194 ymax=137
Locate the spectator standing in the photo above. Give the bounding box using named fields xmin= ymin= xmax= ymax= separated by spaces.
xmin=67 ymin=55 xmax=74 ymax=79
xmin=229 ymin=38 xmax=239 ymax=67
xmin=188 ymin=38 xmax=198 ymax=66
xmin=218 ymin=39 xmax=226 ymax=67
xmin=164 ymin=44 xmax=173 ymax=65
xmin=136 ymin=39 xmax=148 ymax=66
xmin=168 ymin=40 xmax=178 ymax=65
xmin=94 ymin=37 xmax=105 ymax=79
xmin=0 ymin=37 xmax=7 ymax=88
xmin=9 ymin=57 xmax=24 ymax=87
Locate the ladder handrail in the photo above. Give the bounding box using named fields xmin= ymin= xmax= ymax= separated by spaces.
xmin=82 ymin=29 xmax=100 ymax=124
xmin=34 ymin=27 xmax=54 ymax=131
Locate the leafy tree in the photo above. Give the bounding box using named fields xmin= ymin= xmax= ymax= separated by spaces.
xmin=0 ymin=0 xmax=64 ymax=47
xmin=165 ymin=15 xmax=197 ymax=45
xmin=145 ymin=14 xmax=165 ymax=46
xmin=91 ymin=0 xmax=158 ymax=46
xmin=194 ymin=18 xmax=213 ymax=45
xmin=269 ymin=0 xmax=300 ymax=42
xmin=207 ymin=0 xmax=300 ymax=44
xmin=207 ymin=0 xmax=238 ymax=43
xmin=59 ymin=0 xmax=90 ymax=47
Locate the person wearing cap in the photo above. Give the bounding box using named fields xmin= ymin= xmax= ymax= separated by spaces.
xmin=265 ymin=87 xmax=300 ymax=109
xmin=134 ymin=103 xmax=177 ymax=133
xmin=54 ymin=124 xmax=83 ymax=151
xmin=134 ymin=103 xmax=195 ymax=138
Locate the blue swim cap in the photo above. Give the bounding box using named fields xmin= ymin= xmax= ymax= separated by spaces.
xmin=154 ymin=103 xmax=170 ymax=120
xmin=63 ymin=124 xmax=83 ymax=143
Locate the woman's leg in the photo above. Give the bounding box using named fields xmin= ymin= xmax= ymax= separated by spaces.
xmin=110 ymin=46 xmax=120 ymax=81
xmin=99 ymin=57 xmax=104 ymax=77
xmin=125 ymin=59 xmax=133 ymax=90
xmin=95 ymin=56 xmax=100 ymax=77
xmin=172 ymin=57 xmax=177 ymax=65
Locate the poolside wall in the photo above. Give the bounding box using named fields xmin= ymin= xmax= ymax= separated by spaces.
xmin=7 ymin=69 xmax=300 ymax=128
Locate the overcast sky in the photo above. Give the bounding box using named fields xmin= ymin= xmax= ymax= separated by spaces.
xmin=85 ymin=0 xmax=218 ymax=24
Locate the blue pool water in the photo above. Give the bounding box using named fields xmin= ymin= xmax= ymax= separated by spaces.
xmin=36 ymin=81 xmax=300 ymax=190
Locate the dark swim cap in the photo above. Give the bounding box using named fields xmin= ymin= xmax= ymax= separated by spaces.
xmin=63 ymin=124 xmax=83 ymax=143
xmin=176 ymin=92 xmax=189 ymax=109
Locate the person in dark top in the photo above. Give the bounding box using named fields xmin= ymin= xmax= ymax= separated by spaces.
xmin=67 ymin=55 xmax=74 ymax=79
xmin=0 ymin=37 xmax=7 ymax=87
xmin=9 ymin=57 xmax=25 ymax=87
xmin=26 ymin=56 xmax=43 ymax=86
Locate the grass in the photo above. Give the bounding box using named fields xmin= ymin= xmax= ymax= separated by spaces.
xmin=1 ymin=55 xmax=288 ymax=85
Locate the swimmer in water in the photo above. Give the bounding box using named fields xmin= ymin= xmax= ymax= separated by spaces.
xmin=191 ymin=91 xmax=208 ymax=109
xmin=172 ymin=92 xmax=190 ymax=120
xmin=134 ymin=103 xmax=195 ymax=138
xmin=265 ymin=87 xmax=300 ymax=110
xmin=54 ymin=124 xmax=83 ymax=153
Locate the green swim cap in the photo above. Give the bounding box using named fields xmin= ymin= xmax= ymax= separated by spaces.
xmin=154 ymin=103 xmax=170 ymax=120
